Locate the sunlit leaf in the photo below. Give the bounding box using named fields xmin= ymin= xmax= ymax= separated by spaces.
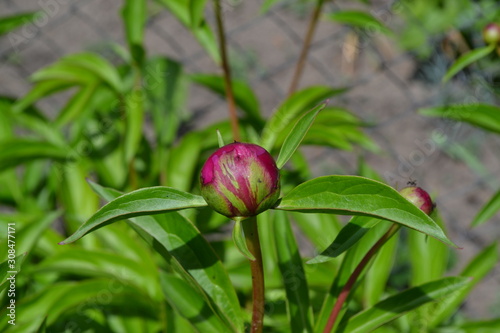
xmin=339 ymin=277 xmax=471 ymax=333
xmin=121 ymin=0 xmax=146 ymax=63
xmin=328 ymin=10 xmax=392 ymax=35
xmin=277 ymin=176 xmax=457 ymax=248
xmin=60 ymin=187 xmax=208 ymax=244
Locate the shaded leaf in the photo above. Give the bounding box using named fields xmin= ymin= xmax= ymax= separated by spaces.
xmin=121 ymin=0 xmax=146 ymax=63
xmin=274 ymin=211 xmax=313 ymax=333
xmin=161 ymin=273 xmax=231 ymax=333
xmin=276 ymin=176 xmax=457 ymax=248
xmin=0 ymin=12 xmax=38 ymax=36
xmin=328 ymin=10 xmax=391 ymax=35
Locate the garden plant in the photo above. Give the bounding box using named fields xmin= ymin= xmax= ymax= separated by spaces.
xmin=0 ymin=0 xmax=499 ymax=332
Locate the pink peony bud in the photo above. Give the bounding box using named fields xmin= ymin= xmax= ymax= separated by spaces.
xmin=483 ymin=23 xmax=500 ymax=45
xmin=399 ymin=186 xmax=435 ymax=216
xmin=200 ymin=142 xmax=280 ymax=219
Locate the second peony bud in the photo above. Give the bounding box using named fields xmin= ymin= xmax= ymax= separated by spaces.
xmin=200 ymin=142 xmax=281 ymax=219
xmin=399 ymin=185 xmax=435 ymax=216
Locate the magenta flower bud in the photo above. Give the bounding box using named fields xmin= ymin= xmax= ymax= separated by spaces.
xmin=483 ymin=23 xmax=500 ymax=45
xmin=399 ymin=186 xmax=435 ymax=216
xmin=200 ymin=142 xmax=280 ymax=219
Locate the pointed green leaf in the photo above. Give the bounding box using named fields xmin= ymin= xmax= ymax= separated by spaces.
xmin=429 ymin=242 xmax=498 ymax=327
xmin=274 ymin=211 xmax=313 ymax=333
xmin=217 ymin=129 xmax=225 ymax=147
xmin=419 ymin=103 xmax=500 ymax=135
xmin=471 ymin=189 xmax=500 ymax=227
xmin=307 ymin=216 xmax=381 ymax=264
xmin=124 ymin=85 xmax=145 ymax=163
xmin=191 ymin=74 xmax=263 ymax=128
xmin=276 ymin=101 xmax=327 ymax=169
xmin=12 ymin=80 xmax=73 ymax=114
xmin=0 ymin=139 xmax=70 ymax=172
xmin=232 ymin=219 xmax=255 ymax=261
xmin=166 ymin=132 xmax=202 ymax=192
xmin=161 ymin=273 xmax=231 ymax=333
xmin=261 ymin=86 xmax=347 ymax=150
xmin=121 ymin=0 xmax=146 ymax=63
xmin=60 ymin=187 xmax=208 ymax=244
xmin=0 ymin=12 xmax=38 ymax=36
xmin=276 ymin=176 xmax=457 ymax=248
xmin=328 ymin=10 xmax=392 ymax=35
xmin=339 ymin=277 xmax=471 ymax=333
xmin=55 ymin=81 xmax=99 ymax=126
xmin=442 ymin=44 xmax=495 ymax=82
xmin=87 ymin=181 xmax=243 ymax=331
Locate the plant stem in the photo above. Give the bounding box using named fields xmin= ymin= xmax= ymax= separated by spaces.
xmin=323 ymin=224 xmax=401 ymax=333
xmin=287 ymin=0 xmax=325 ymax=96
xmin=213 ymin=0 xmax=241 ymax=141
xmin=243 ymin=216 xmax=265 ymax=333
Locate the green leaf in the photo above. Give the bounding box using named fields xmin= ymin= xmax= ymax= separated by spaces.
xmin=191 ymin=74 xmax=263 ymax=128
xmin=442 ymin=44 xmax=495 ymax=82
xmin=189 ymin=0 xmax=207 ymax=28
xmin=327 ymin=10 xmax=392 ymax=35
xmin=87 ymin=181 xmax=243 ymax=331
xmin=30 ymin=62 xmax=98 ymax=84
xmin=166 ymin=132 xmax=202 ymax=192
xmin=276 ymin=176 xmax=457 ymax=248
xmin=124 ymin=84 xmax=145 ymax=163
xmin=339 ymin=277 xmax=471 ymax=333
xmin=260 ymin=0 xmax=282 ymax=13
xmin=12 ymin=80 xmax=73 ymax=114
xmin=232 ymin=219 xmax=255 ymax=261
xmin=457 ymin=318 xmax=500 ymax=332
xmin=60 ymin=187 xmax=208 ymax=244
xmin=261 ymin=86 xmax=347 ymax=150
xmin=161 ymin=273 xmax=231 ymax=333
xmin=429 ymin=242 xmax=498 ymax=327
xmin=472 ymin=189 xmax=500 ymax=227
xmin=274 ymin=211 xmax=313 ymax=333
xmin=276 ymin=101 xmax=327 ymax=169
xmin=0 ymin=12 xmax=38 ymax=36
xmin=0 ymin=139 xmax=70 ymax=172
xmin=55 ymin=81 xmax=99 ymax=126
xmin=419 ymin=103 xmax=500 ymax=135
xmin=121 ymin=0 xmax=146 ymax=63
xmin=0 ymin=253 xmax=26 ymax=293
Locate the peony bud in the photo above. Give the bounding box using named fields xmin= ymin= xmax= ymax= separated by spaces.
xmin=200 ymin=142 xmax=280 ymax=219
xmin=483 ymin=23 xmax=500 ymax=45
xmin=399 ymin=185 xmax=434 ymax=216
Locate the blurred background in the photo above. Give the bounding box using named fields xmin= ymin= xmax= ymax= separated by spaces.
xmin=1 ymin=0 xmax=499 ymax=319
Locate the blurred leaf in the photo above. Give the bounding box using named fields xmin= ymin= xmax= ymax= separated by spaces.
xmin=456 ymin=318 xmax=500 ymax=332
xmin=274 ymin=211 xmax=313 ymax=333
xmin=30 ymin=62 xmax=98 ymax=84
xmin=327 ymin=10 xmax=391 ymax=35
xmin=291 ymin=212 xmax=341 ymax=251
xmin=420 ymin=103 xmax=500 ymax=135
xmin=429 ymin=242 xmax=498 ymax=327
xmin=260 ymin=0 xmax=282 ymax=13
xmin=0 ymin=12 xmax=37 ymax=36
xmin=261 ymin=86 xmax=347 ymax=150
xmin=0 ymin=139 xmax=69 ymax=172
xmin=232 ymin=219 xmax=255 ymax=261
xmin=276 ymin=176 xmax=457 ymax=248
xmin=34 ymin=248 xmax=159 ymax=298
xmin=160 ymin=273 xmax=231 ymax=333
xmin=471 ymin=189 xmax=500 ymax=227
xmin=124 ymin=83 xmax=145 ymax=163
xmin=0 ymin=253 xmax=26 ymax=293
xmin=87 ymin=181 xmax=243 ymax=331
xmin=121 ymin=0 xmax=146 ymax=63
xmin=276 ymin=101 xmax=327 ymax=169
xmin=363 ymin=228 xmax=398 ymax=307
xmin=409 ymin=210 xmax=448 ymax=286
xmin=60 ymin=186 xmax=208 ymax=244
xmin=166 ymin=132 xmax=201 ymax=192
xmin=146 ymin=57 xmax=187 ymax=147
xmin=442 ymin=44 xmax=495 ymax=82
xmin=157 ymin=0 xmax=219 ymax=62
xmin=0 ymin=279 xmax=158 ymax=332
xmin=12 ymin=80 xmax=73 ymax=114
xmin=308 ymin=216 xmax=381 ymax=264
xmin=191 ymin=74 xmax=263 ymax=128
xmin=60 ymin=53 xmax=124 ymax=93
xmin=339 ymin=277 xmax=471 ymax=333
xmin=55 ymin=80 xmax=99 ymax=126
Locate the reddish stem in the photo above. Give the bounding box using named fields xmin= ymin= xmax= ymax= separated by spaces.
xmin=323 ymin=224 xmax=401 ymax=333
xmin=243 ymin=216 xmax=265 ymax=333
